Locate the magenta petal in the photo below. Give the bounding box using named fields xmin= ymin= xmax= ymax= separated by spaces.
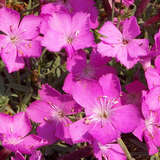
xmin=40 ymin=15 xmax=50 ymax=35
xmin=152 ymin=127 xmax=160 ymax=147
xmin=0 ymin=113 xmax=12 ymax=134
xmin=133 ymin=118 xmax=145 ymax=141
xmin=0 ymin=7 xmax=20 ymax=34
xmin=145 ymin=67 xmax=160 ymax=90
xmin=122 ymin=16 xmax=140 ymax=39
xmin=55 ymin=118 xmax=72 ymax=144
xmin=97 ymin=42 xmax=120 ymax=58
xmin=90 ymin=50 xmax=111 ymax=65
xmin=58 ymin=94 xmax=82 ymax=115
xmin=68 ymin=0 xmax=98 ymax=29
xmin=127 ymin=40 xmax=148 ymax=58
xmin=99 ymin=21 xmax=122 ymax=43
xmin=69 ymin=118 xmax=91 ymax=144
xmin=144 ymin=131 xmax=159 ymax=155
xmin=17 ymin=134 xmax=47 ymax=154
xmin=106 ymin=144 xmax=126 ymax=160
xmin=12 ymin=151 xmax=25 ymax=160
xmin=99 ymin=73 xmax=121 ymax=98
xmin=49 ymin=12 xmax=71 ymax=33
xmin=17 ymin=40 xmax=41 ymax=58
xmin=89 ymin=121 xmax=119 ymax=144
xmin=63 ymin=73 xmax=74 ymax=94
xmin=71 ymin=12 xmax=95 ymax=50
xmin=42 ymin=13 xmax=70 ymax=52
xmin=155 ymin=55 xmax=160 ymax=73
xmin=72 ymin=80 xmax=103 ymax=109
xmin=0 ymin=34 xmax=9 ymax=51
xmin=1 ymin=43 xmax=24 ymax=73
xmin=12 ymin=112 xmax=31 ymax=137
xmin=26 ymin=100 xmax=53 ymax=123
xmin=19 ymin=15 xmax=41 ymax=39
xmin=37 ymin=122 xmax=58 ymax=145
xmin=66 ymin=50 xmax=87 ymax=73
xmin=93 ymin=142 xmax=126 ymax=160
xmin=29 ymin=151 xmax=43 ymax=160
xmin=145 ymin=87 xmax=160 ymax=111
xmin=0 ymin=112 xmax=31 ymax=147
xmin=39 ymin=84 xmax=61 ymax=101
xmin=42 ymin=29 xmax=66 ymax=52
xmin=111 ymin=104 xmax=140 ymax=133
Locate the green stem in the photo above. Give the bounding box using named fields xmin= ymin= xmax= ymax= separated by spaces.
xmin=117 ymin=0 xmax=122 ymax=28
xmin=111 ymin=0 xmax=115 ymax=21
xmin=38 ymin=48 xmax=47 ymax=75
xmin=155 ymin=152 xmax=160 ymax=160
xmin=117 ymin=138 xmax=135 ymax=160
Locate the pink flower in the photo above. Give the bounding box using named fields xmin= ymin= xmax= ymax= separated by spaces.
xmin=0 ymin=112 xmax=47 ymax=154
xmin=70 ymin=74 xmax=140 ymax=144
xmin=133 ymin=92 xmax=160 ymax=155
xmin=26 ymin=84 xmax=81 ymax=144
xmin=42 ymin=12 xmax=95 ymax=57
xmin=0 ymin=7 xmax=42 ymax=73
xmin=63 ymin=49 xmax=115 ymax=94
xmin=97 ymin=16 xmax=149 ymax=69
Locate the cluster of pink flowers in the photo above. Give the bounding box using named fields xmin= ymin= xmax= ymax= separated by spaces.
xmin=0 ymin=0 xmax=160 ymax=159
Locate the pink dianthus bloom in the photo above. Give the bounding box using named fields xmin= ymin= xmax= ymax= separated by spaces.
xmin=0 ymin=112 xmax=47 ymax=155
xmin=133 ymin=90 xmax=160 ymax=155
xmin=70 ymin=73 xmax=140 ymax=144
xmin=97 ymin=16 xmax=149 ymax=69
xmin=0 ymin=7 xmax=41 ymax=73
xmin=63 ymin=49 xmax=115 ymax=94
xmin=42 ymin=12 xmax=95 ymax=57
xmin=27 ymin=84 xmax=82 ymax=144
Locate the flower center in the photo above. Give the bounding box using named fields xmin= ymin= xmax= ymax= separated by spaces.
xmin=48 ymin=102 xmax=65 ymax=119
xmin=67 ymin=30 xmax=80 ymax=44
xmin=10 ymin=36 xmax=18 ymax=44
xmin=85 ymin=96 xmax=119 ymax=127
xmin=67 ymin=36 xmax=74 ymax=44
xmin=3 ymin=135 xmax=23 ymax=146
xmin=122 ymin=39 xmax=129 ymax=45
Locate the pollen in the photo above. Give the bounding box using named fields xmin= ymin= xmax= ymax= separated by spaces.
xmin=10 ymin=36 xmax=18 ymax=43
xmin=18 ymin=50 xmax=24 ymax=55
xmin=67 ymin=36 xmax=74 ymax=44
xmin=25 ymin=42 xmax=32 ymax=48
xmin=75 ymin=30 xmax=80 ymax=37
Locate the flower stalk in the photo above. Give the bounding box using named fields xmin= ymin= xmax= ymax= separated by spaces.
xmin=117 ymin=138 xmax=135 ymax=160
